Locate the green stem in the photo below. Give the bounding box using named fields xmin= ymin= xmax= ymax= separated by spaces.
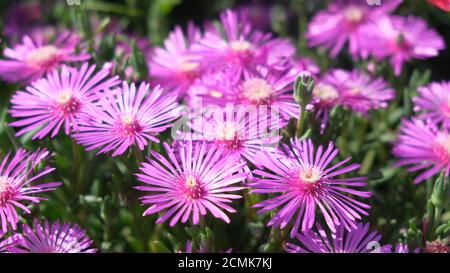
xmin=295 ymin=106 xmax=307 ymax=138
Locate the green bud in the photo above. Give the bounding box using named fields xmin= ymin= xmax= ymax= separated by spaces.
xmin=293 ymin=73 xmax=314 ymax=107
xmin=431 ymin=173 xmax=448 ymax=209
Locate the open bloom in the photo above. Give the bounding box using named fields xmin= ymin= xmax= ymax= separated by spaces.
xmin=0 ymin=149 xmax=61 ymax=232
xmin=250 ymin=138 xmax=371 ymax=237
xmin=393 ymin=118 xmax=450 ymax=183
xmin=195 ymin=69 xmax=299 ymax=121
xmin=73 ymin=82 xmax=182 ymax=157
xmin=149 ymin=23 xmax=202 ymax=96
xmin=366 ymin=16 xmax=445 ymax=75
xmin=135 ymin=141 xmax=248 ymax=226
xmin=0 ymin=232 xmax=20 ymax=253
xmin=413 ymin=81 xmax=450 ymax=129
xmin=286 ymin=223 xmax=392 ymax=253
xmin=312 ymin=69 xmax=394 ymax=131
xmin=192 ymin=9 xmax=295 ymax=79
xmin=307 ymin=0 xmax=402 ymax=57
xmin=9 ymin=63 xmax=120 ymax=139
xmin=0 ymin=32 xmax=90 ymax=83
xmin=8 ymin=219 xmax=96 ymax=253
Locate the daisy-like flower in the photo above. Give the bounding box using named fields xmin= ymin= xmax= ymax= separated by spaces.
xmin=149 ymin=23 xmax=202 ymax=96
xmin=413 ymin=81 xmax=450 ymax=129
xmin=0 ymin=149 xmax=61 ymax=232
xmin=312 ymin=69 xmax=394 ymax=131
xmin=366 ymin=16 xmax=445 ymax=75
xmin=393 ymin=118 xmax=450 ymax=183
xmin=0 ymin=232 xmax=20 ymax=253
xmin=306 ymin=0 xmax=402 ymax=57
xmin=0 ymin=32 xmax=90 ymax=83
xmin=9 ymin=63 xmax=120 ymax=140
xmin=285 ymin=223 xmax=392 ymax=253
xmin=8 ymin=219 xmax=96 ymax=253
xmin=192 ymin=9 xmax=295 ymax=79
xmin=135 ymin=141 xmax=248 ymax=226
xmin=250 ymin=138 xmax=371 ymax=237
xmin=73 ymin=82 xmax=182 ymax=157
xmin=181 ymin=105 xmax=282 ymax=164
xmin=196 ymin=69 xmax=299 ymax=121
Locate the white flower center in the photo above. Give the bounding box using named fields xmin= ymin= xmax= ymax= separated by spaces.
xmin=27 ymin=45 xmax=59 ymax=66
xmin=344 ymin=6 xmax=363 ymax=23
xmin=299 ymin=165 xmax=322 ymax=183
xmin=0 ymin=175 xmax=13 ymax=195
xmin=230 ymin=40 xmax=252 ymax=52
xmin=56 ymin=90 xmax=73 ymax=104
xmin=179 ymin=55 xmax=200 ymax=72
xmin=216 ymin=123 xmax=237 ymax=141
xmin=185 ymin=175 xmax=197 ymax=189
xmin=242 ymin=78 xmax=274 ymax=103
xmin=314 ymin=83 xmax=340 ymax=102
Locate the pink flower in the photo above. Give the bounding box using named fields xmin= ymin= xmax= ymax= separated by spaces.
xmin=9 ymin=63 xmax=120 ymax=139
xmin=0 ymin=32 xmax=90 ymax=83
xmin=135 ymin=141 xmax=248 ymax=226
xmin=413 ymin=81 xmax=450 ymax=129
xmin=0 ymin=149 xmax=61 ymax=233
xmin=393 ymin=118 xmax=450 ymax=183
xmin=73 ymin=82 xmax=182 ymax=157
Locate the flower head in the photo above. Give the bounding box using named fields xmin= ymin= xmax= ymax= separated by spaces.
xmin=250 ymin=138 xmax=371 ymax=237
xmin=393 ymin=118 xmax=450 ymax=183
xmin=8 ymin=219 xmax=96 ymax=253
xmin=0 ymin=32 xmax=90 ymax=83
xmin=0 ymin=149 xmax=61 ymax=232
xmin=135 ymin=141 xmax=248 ymax=226
xmin=286 ymin=223 xmax=392 ymax=253
xmin=192 ymin=9 xmax=295 ymax=79
xmin=307 ymin=0 xmax=402 ymax=57
xmin=413 ymin=81 xmax=450 ymax=129
xmin=366 ymin=16 xmax=445 ymax=75
xmin=73 ymin=82 xmax=182 ymax=157
xmin=149 ymin=23 xmax=202 ymax=96
xmin=9 ymin=63 xmax=120 ymax=139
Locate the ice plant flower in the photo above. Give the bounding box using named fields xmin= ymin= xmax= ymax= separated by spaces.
xmin=9 ymin=63 xmax=120 ymax=139
xmin=0 ymin=32 xmax=90 ymax=83
xmin=285 ymin=223 xmax=392 ymax=253
xmin=73 ymin=82 xmax=182 ymax=157
xmin=135 ymin=141 xmax=248 ymax=226
xmin=413 ymin=81 xmax=450 ymax=129
xmin=8 ymin=219 xmax=96 ymax=253
xmin=306 ymin=0 xmax=402 ymax=57
xmin=192 ymin=9 xmax=295 ymax=79
xmin=0 ymin=149 xmax=61 ymax=232
xmin=393 ymin=118 xmax=450 ymax=183
xmin=366 ymin=16 xmax=445 ymax=75
xmin=149 ymin=23 xmax=202 ymax=96
xmin=196 ymin=69 xmax=299 ymax=121
xmin=250 ymin=138 xmax=371 ymax=237
xmin=312 ymin=69 xmax=394 ymax=131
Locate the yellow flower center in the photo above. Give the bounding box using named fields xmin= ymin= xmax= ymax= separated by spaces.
xmin=56 ymin=90 xmax=73 ymax=104
xmin=344 ymin=6 xmax=363 ymax=23
xmin=179 ymin=55 xmax=200 ymax=72
xmin=185 ymin=175 xmax=197 ymax=189
xmin=242 ymin=78 xmax=274 ymax=103
xmin=314 ymin=83 xmax=340 ymax=102
xmin=230 ymin=40 xmax=252 ymax=52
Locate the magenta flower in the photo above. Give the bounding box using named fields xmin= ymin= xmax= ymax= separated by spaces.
xmin=192 ymin=9 xmax=295 ymax=79
xmin=395 ymin=242 xmax=420 ymax=253
xmin=0 ymin=32 xmax=90 ymax=83
xmin=286 ymin=223 xmax=392 ymax=253
xmin=194 ymin=69 xmax=299 ymax=121
xmin=393 ymin=118 xmax=450 ymax=183
xmin=312 ymin=69 xmax=394 ymax=131
xmin=307 ymin=0 xmax=402 ymax=57
xmin=135 ymin=141 xmax=248 ymax=226
xmin=250 ymin=138 xmax=371 ymax=237
xmin=9 ymin=63 xmax=120 ymax=139
xmin=73 ymin=82 xmax=182 ymax=157
xmin=0 ymin=149 xmax=61 ymax=233
xmin=8 ymin=219 xmax=96 ymax=253
xmin=0 ymin=232 xmax=20 ymax=253
xmin=367 ymin=16 xmax=445 ymax=75
xmin=413 ymin=81 xmax=450 ymax=129
xmin=149 ymin=23 xmax=202 ymax=96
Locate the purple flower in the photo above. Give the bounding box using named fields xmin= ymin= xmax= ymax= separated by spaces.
xmin=312 ymin=69 xmax=394 ymax=131
xmin=286 ymin=223 xmax=392 ymax=253
xmin=0 ymin=232 xmax=20 ymax=253
xmin=73 ymin=82 xmax=182 ymax=157
xmin=250 ymin=138 xmax=371 ymax=237
xmin=192 ymin=9 xmax=295 ymax=79
xmin=0 ymin=32 xmax=90 ymax=83
xmin=307 ymin=0 xmax=402 ymax=57
xmin=395 ymin=242 xmax=420 ymax=253
xmin=9 ymin=63 xmax=120 ymax=139
xmin=135 ymin=141 xmax=248 ymax=226
xmin=413 ymin=81 xmax=450 ymax=129
xmin=393 ymin=118 xmax=450 ymax=183
xmin=149 ymin=23 xmax=202 ymax=96
xmin=0 ymin=149 xmax=61 ymax=233
xmin=8 ymin=219 xmax=96 ymax=253
xmin=366 ymin=16 xmax=445 ymax=75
